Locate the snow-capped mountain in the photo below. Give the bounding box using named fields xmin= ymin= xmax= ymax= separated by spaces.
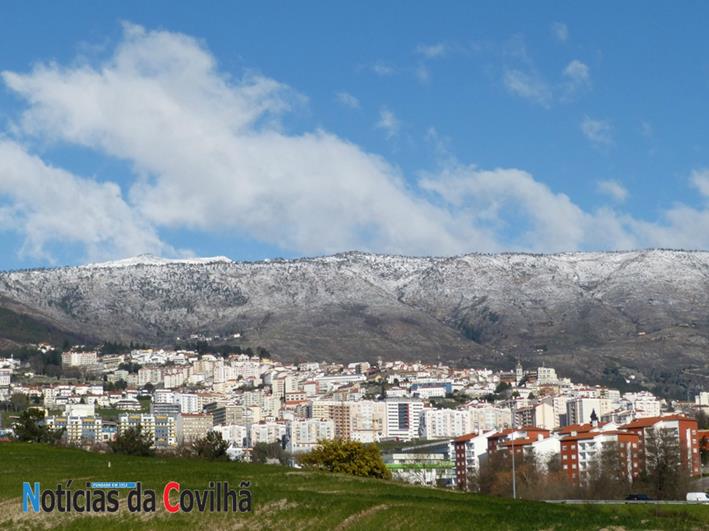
xmin=0 ymin=249 xmax=707 ymax=391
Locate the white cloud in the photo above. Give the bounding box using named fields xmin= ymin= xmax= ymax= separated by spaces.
xmin=598 ymin=180 xmax=628 ymax=202
xmin=415 ymin=43 xmax=447 ymax=59
xmin=562 ymin=60 xmax=591 ymax=95
xmin=5 ymin=24 xmax=709 ymax=261
xmin=375 ymin=107 xmax=400 ymax=139
xmin=2 ymin=25 xmax=472 ymax=257
xmin=503 ymin=68 xmax=552 ymax=107
xmin=581 ymin=116 xmax=613 ymax=146
xmin=336 ymin=91 xmax=360 ymax=109
xmin=691 ymin=169 xmax=709 ymax=198
xmin=552 ymin=22 xmax=569 ymax=42
xmin=0 ymin=140 xmax=170 ymax=261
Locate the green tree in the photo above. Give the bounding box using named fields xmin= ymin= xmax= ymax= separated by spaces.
xmin=109 ymin=426 xmax=154 ymax=457
xmin=251 ymin=441 xmax=288 ymax=465
xmin=10 ymin=392 xmax=29 ymax=412
xmin=13 ymin=409 xmax=64 ymax=443
xmin=299 ymin=439 xmax=391 ymax=480
xmin=192 ymin=431 xmax=229 ymax=460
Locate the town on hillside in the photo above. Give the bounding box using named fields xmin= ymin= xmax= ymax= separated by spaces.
xmin=1 ymin=344 xmax=707 ymax=495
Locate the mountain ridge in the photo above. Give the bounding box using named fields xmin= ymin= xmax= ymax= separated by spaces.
xmin=0 ymin=249 xmax=707 ymax=396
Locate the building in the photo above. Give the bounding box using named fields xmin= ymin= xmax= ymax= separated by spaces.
xmin=287 ymin=418 xmax=335 ymax=453
xmin=176 ymin=413 xmax=213 ymax=445
xmin=537 ymin=367 xmax=558 ymax=385
xmin=454 ymin=431 xmax=494 ymax=490
xmin=420 ymin=408 xmax=471 ymax=440
xmin=118 ymin=414 xmax=176 ymax=449
xmin=0 ymin=368 xmax=11 ymax=387
xmin=249 ymin=421 xmax=286 ymax=446
xmin=621 ymin=415 xmax=701 ymax=477
xmin=385 ymin=398 xmax=423 ymax=441
xmin=466 ymin=404 xmax=513 ymax=432
xmin=212 ymin=424 xmax=248 ymax=447
xmin=560 ymin=430 xmax=641 ymax=483
xmin=47 ymin=416 xmax=102 ymax=445
xmin=61 ymin=350 xmax=98 ymax=368
xmin=566 ymin=398 xmax=610 ymax=425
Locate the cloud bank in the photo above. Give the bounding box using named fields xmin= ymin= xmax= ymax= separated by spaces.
xmin=2 ymin=24 xmax=709 ymax=262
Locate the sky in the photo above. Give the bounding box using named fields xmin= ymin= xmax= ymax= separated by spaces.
xmin=2 ymin=1 xmax=709 ymax=269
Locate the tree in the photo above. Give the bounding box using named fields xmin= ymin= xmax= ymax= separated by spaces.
xmin=10 ymin=393 xmax=29 ymax=412
xmin=109 ymin=426 xmax=154 ymax=457
xmin=13 ymin=409 xmax=64 ymax=443
xmin=583 ymin=442 xmax=632 ymax=499
xmin=638 ymin=427 xmax=689 ymax=500
xmin=192 ymin=431 xmax=229 ymax=460
xmin=299 ymin=439 xmax=391 ymax=480
xmin=251 ymin=441 xmax=288 ymax=465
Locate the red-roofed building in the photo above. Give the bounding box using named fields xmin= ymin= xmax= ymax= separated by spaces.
xmin=487 ymin=426 xmax=550 ymax=453
xmin=620 ymin=415 xmax=700 ymax=477
xmin=560 ymin=430 xmax=641 ymax=483
xmin=454 ymin=430 xmax=496 ymax=490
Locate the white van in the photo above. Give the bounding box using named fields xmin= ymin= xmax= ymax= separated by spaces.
xmin=686 ymin=492 xmax=709 ymax=502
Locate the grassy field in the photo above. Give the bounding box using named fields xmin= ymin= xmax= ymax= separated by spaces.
xmin=1 ymin=443 xmax=708 ymax=530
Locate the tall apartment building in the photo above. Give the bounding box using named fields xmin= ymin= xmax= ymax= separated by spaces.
xmin=385 ymin=398 xmax=423 ymax=441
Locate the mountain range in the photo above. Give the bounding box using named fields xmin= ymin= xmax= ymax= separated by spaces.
xmin=0 ymin=249 xmax=707 ymax=397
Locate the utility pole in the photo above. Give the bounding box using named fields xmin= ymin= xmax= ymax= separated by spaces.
xmin=511 ymin=433 xmax=517 ymax=500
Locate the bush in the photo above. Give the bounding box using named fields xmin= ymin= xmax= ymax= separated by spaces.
xmin=299 ymin=439 xmax=391 ymax=480
xmin=109 ymin=426 xmax=154 ymax=457
xmin=251 ymin=441 xmax=288 ymax=465
xmin=13 ymin=409 xmax=64 ymax=443
xmin=192 ymin=431 xmax=229 ymax=460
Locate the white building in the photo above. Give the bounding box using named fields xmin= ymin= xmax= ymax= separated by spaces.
xmin=287 ymin=418 xmax=335 ymax=453
xmin=0 ymin=368 xmax=11 ymax=387
xmin=212 ymin=424 xmax=248 ymax=447
xmin=61 ymin=351 xmax=98 ymax=368
xmin=537 ymin=367 xmax=558 ymax=385
xmin=249 ymin=422 xmax=286 ymax=446
xmin=420 ymin=408 xmax=471 ymax=439
xmin=385 ymin=398 xmax=423 ymax=440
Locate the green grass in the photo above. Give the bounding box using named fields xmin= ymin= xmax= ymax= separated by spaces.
xmin=1 ymin=443 xmax=708 ymax=530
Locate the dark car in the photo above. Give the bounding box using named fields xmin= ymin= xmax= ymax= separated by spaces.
xmin=625 ymin=494 xmax=652 ymax=501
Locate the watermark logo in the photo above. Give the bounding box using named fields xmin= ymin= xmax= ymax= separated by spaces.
xmin=22 ymin=480 xmax=252 ymax=513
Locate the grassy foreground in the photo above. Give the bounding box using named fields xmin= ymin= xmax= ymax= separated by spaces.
xmin=1 ymin=443 xmax=708 ymax=530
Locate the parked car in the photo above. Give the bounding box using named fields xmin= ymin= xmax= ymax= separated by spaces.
xmin=686 ymin=492 xmax=709 ymax=502
xmin=625 ymin=494 xmax=652 ymax=501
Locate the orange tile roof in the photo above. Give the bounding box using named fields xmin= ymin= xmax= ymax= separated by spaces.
xmin=621 ymin=415 xmax=692 ymax=429
xmin=454 ymin=432 xmax=479 ymax=442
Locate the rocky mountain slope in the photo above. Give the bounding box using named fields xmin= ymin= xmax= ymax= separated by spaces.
xmin=0 ymin=250 xmax=707 ymax=394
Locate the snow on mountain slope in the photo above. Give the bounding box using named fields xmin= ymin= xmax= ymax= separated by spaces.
xmin=0 ymin=249 xmax=707 ymax=392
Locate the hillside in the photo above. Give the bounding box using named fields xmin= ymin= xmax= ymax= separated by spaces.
xmin=0 ymin=250 xmax=708 ymax=394
xmin=1 ymin=443 xmax=707 ymax=530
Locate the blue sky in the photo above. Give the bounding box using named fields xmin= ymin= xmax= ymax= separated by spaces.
xmin=2 ymin=1 xmax=709 ymax=268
